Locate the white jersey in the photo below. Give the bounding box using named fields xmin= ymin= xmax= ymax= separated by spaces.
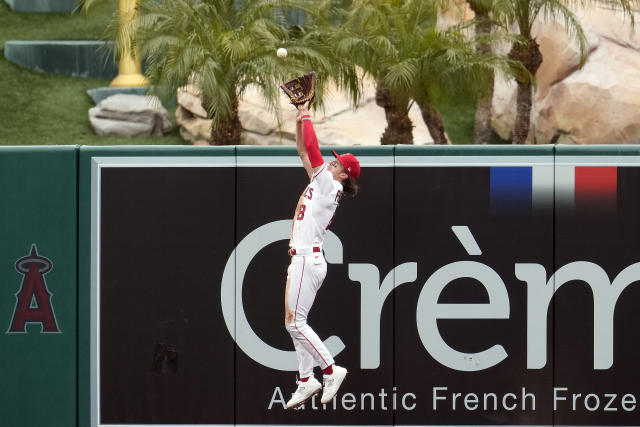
xmin=291 ymin=163 xmax=343 ymax=249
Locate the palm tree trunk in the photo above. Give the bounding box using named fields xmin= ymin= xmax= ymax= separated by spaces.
xmin=509 ymin=37 xmax=543 ymax=144
xmin=471 ymin=10 xmax=494 ymax=145
xmin=513 ymin=81 xmax=534 ymax=145
xmin=474 ymin=89 xmax=494 ymax=144
xmin=375 ymin=78 xmax=413 ymax=145
xmin=419 ymin=101 xmax=449 ymax=145
xmin=210 ymin=100 xmax=242 ymax=145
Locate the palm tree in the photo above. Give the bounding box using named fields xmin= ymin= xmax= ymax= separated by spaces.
xmin=333 ymin=0 xmax=450 ymax=144
xmin=83 ymin=0 xmax=359 ymax=145
xmin=491 ymin=0 xmax=636 ymax=144
xmin=411 ymin=21 xmax=523 ymax=145
xmin=334 ymin=0 xmax=520 ymax=145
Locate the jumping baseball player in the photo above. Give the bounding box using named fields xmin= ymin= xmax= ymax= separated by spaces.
xmin=284 ymin=104 xmax=360 ymax=409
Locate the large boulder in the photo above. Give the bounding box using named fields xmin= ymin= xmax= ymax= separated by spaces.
xmin=536 ymin=38 xmax=640 ymax=144
xmin=89 ymin=94 xmax=173 ymax=137
xmin=177 ymin=85 xmax=208 ymax=118
xmin=175 ymin=106 xmax=212 ymax=145
xmin=175 ymin=84 xmax=213 ymax=144
xmin=491 ymin=3 xmax=640 ymax=144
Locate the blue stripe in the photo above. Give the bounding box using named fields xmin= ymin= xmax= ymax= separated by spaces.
xmin=490 ymin=167 xmax=532 ymax=214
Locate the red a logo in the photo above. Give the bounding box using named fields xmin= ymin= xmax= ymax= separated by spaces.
xmin=7 ymin=245 xmax=60 ymax=333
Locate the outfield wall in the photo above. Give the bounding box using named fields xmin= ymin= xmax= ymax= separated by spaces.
xmin=1 ymin=145 xmax=640 ymax=427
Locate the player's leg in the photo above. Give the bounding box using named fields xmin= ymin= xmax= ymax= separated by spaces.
xmin=286 ymin=256 xmax=348 ymax=404
xmin=285 ymin=256 xmax=335 ymax=370
xmin=285 ymin=259 xmax=323 ymax=372
xmin=304 ymin=256 xmax=349 ymax=404
xmin=284 ymin=257 xmax=322 ymax=408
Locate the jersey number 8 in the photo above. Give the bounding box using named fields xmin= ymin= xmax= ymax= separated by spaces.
xmin=296 ymin=204 xmax=306 ymax=220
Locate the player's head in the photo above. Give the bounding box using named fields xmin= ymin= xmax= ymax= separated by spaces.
xmin=331 ymin=150 xmax=360 ymax=197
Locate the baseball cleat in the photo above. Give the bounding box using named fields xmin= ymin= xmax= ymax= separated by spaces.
xmin=320 ymin=365 xmax=348 ymax=404
xmin=286 ymin=377 xmax=322 ymax=409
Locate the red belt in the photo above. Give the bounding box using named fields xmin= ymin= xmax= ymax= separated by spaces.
xmin=289 ymin=247 xmax=321 ymax=256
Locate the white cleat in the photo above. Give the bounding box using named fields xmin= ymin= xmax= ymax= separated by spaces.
xmin=286 ymin=377 xmax=322 ymax=409
xmin=320 ymin=365 xmax=348 ymax=404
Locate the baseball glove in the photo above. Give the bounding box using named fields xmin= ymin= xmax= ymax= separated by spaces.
xmin=280 ymin=71 xmax=317 ymax=107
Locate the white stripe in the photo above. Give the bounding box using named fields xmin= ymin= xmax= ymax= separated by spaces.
xmin=555 ymin=165 xmax=575 ymax=209
xmin=238 ymin=155 xmax=394 ymax=167
xmin=451 ymin=226 xmax=482 ymax=256
xmin=555 ymin=155 xmax=640 ymax=166
xmin=92 ymin=156 xmax=235 ymax=167
xmin=532 ymin=165 xmax=554 ymax=210
xmin=396 ymin=156 xmax=554 ymax=167
xmin=358 ymin=155 xmax=394 ymax=167
xmin=237 ymin=156 xmax=302 ymax=167
xmin=90 ymin=160 xmax=101 ymax=427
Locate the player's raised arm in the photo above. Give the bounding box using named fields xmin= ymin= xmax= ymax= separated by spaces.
xmin=295 ymin=108 xmax=313 ymax=178
xmin=296 ymin=105 xmax=324 ymax=179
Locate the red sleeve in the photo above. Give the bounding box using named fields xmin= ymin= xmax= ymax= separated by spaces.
xmin=302 ymin=116 xmax=324 ymax=168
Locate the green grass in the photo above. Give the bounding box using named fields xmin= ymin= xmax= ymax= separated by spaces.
xmin=0 ymin=2 xmax=184 ymax=145
xmin=433 ymin=91 xmax=476 ymax=145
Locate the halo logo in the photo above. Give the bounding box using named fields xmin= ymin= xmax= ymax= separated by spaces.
xmin=7 ymin=245 xmax=60 ymax=333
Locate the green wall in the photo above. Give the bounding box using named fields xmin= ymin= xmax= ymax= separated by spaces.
xmin=0 ymin=146 xmax=77 ymax=427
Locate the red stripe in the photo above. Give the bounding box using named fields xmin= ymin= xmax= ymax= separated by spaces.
xmin=575 ymin=167 xmax=617 ymax=210
xmin=312 ymin=164 xmax=326 ymax=181
xmin=293 ymin=257 xmax=330 ymax=367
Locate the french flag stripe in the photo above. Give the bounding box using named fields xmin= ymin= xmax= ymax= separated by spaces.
xmin=575 ymin=166 xmax=617 ymax=208
xmin=490 ymin=165 xmax=619 ymax=213
xmin=532 ymin=165 xmax=554 ymax=210
xmin=555 ymin=166 xmax=618 ymax=209
xmin=490 ymin=166 xmax=554 ymax=213
xmin=555 ymin=165 xmax=576 ymax=209
xmin=490 ymin=167 xmax=532 ymax=213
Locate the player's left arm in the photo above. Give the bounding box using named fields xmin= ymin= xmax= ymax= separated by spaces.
xmin=295 ymin=109 xmax=313 ymax=178
xmin=297 ymin=106 xmax=324 ymax=179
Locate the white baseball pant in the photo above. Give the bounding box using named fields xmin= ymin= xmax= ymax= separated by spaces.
xmin=285 ymin=254 xmax=335 ymax=378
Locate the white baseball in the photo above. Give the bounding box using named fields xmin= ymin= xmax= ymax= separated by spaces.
xmin=277 ymin=47 xmax=288 ymax=58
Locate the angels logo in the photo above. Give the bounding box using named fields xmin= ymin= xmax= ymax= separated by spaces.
xmin=7 ymin=245 xmax=60 ymax=333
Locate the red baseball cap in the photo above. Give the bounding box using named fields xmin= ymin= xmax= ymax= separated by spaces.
xmin=332 ymin=150 xmax=360 ymax=180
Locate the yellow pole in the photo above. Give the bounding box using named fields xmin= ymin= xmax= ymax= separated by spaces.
xmin=110 ymin=0 xmax=149 ymax=87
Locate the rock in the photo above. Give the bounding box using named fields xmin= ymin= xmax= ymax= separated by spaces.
xmin=535 ymin=38 xmax=640 ymax=144
xmin=89 ymin=109 xmax=159 ymax=138
xmin=491 ymin=3 xmax=640 ymax=144
xmin=314 ymin=98 xmax=386 ymax=146
xmin=192 ymin=139 xmax=211 ymax=146
xmin=241 ymin=131 xmax=289 ymax=145
xmin=238 ymin=102 xmax=280 ymax=136
xmin=313 ymin=98 xmax=434 ymax=146
xmin=533 ymin=19 xmax=600 ymax=101
xmin=175 ymin=83 xmax=214 ymax=144
xmin=177 ymin=85 xmax=208 ymax=118
xmin=89 ymin=94 xmax=173 ymax=137
xmin=437 ymin=0 xmax=474 ymax=30
xmin=175 ymin=106 xmax=212 ymax=143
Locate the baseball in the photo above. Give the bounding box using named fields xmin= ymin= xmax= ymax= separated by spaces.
xmin=277 ymin=47 xmax=288 ymax=58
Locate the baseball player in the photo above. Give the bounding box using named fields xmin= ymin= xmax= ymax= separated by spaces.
xmin=284 ymin=104 xmax=360 ymax=409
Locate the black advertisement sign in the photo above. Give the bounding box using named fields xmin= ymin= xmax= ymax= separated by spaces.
xmin=88 ymin=148 xmax=640 ymax=427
